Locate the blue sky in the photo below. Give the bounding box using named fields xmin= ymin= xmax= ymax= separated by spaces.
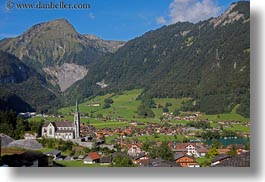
xmin=0 ymin=0 xmax=243 ymax=41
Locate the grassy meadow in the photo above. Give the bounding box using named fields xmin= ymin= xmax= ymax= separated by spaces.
xmin=28 ymin=89 xmax=250 ymax=133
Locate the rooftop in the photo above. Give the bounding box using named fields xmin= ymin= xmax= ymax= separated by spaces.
xmin=212 ymin=152 xmax=250 ymax=167
xmin=88 ymin=152 xmax=101 ymax=160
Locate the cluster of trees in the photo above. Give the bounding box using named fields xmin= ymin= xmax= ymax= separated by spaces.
xmin=142 ymin=141 xmax=173 ymax=161
xmin=135 ymin=96 xmax=156 ymax=118
xmin=38 ymin=138 xmax=74 ymax=153
xmin=186 ymin=121 xmax=211 ymax=130
xmin=137 ymin=104 xmax=155 ymax=118
xmin=236 ymin=92 xmax=250 ymax=118
xmin=38 ymin=137 xmax=116 ymax=157
xmin=180 ymin=99 xmax=199 ymax=112
xmin=158 ymin=102 xmax=172 ymax=113
xmin=0 ymin=110 xmax=43 ymax=139
xmin=111 ymin=154 xmax=135 ymax=167
xmin=103 ymin=98 xmax=114 ymax=109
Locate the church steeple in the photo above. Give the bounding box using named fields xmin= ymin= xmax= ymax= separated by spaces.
xmin=75 ymin=99 xmax=79 ymax=112
xmin=74 ymin=99 xmax=80 ymax=139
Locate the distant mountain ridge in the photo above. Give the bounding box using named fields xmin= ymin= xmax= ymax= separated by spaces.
xmin=84 ymin=34 xmax=126 ymax=53
xmin=0 ymin=18 xmax=125 ymax=91
xmin=0 ymin=19 xmax=125 ymax=67
xmin=0 ymin=19 xmax=103 ymax=67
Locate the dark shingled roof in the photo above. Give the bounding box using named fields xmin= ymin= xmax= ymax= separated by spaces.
xmin=54 ymin=121 xmax=73 ymax=127
xmin=212 ymin=154 xmax=231 ymax=163
xmin=43 ymin=121 xmax=73 ymax=128
xmin=112 ymin=152 xmax=128 ymax=159
xmin=42 ymin=122 xmax=53 ymax=127
xmin=148 ymin=158 xmax=182 ymax=167
xmin=174 ymin=153 xmax=185 ymax=160
xmin=212 ymin=152 xmax=250 ymax=167
xmin=100 ymin=156 xmax=112 ymax=163
xmin=196 ymin=144 xmax=209 ymax=153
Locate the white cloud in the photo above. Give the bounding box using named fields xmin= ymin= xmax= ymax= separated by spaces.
xmin=169 ymin=0 xmax=221 ymax=23
xmin=156 ymin=16 xmax=167 ymax=25
xmin=89 ymin=13 xmax=95 ymax=20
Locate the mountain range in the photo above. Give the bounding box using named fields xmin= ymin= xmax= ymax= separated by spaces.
xmin=0 ymin=1 xmax=250 ymax=117
xmin=0 ymin=19 xmax=125 ymax=91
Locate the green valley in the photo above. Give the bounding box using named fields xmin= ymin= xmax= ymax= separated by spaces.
xmin=28 ymin=89 xmax=250 ymax=137
xmin=0 ymin=1 xmax=251 ymax=168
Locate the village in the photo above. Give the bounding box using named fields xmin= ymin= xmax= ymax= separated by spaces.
xmin=0 ymin=101 xmax=250 ymax=167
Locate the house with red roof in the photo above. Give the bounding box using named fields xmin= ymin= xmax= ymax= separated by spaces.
xmin=84 ymin=152 xmax=101 ymax=164
xmin=172 ymin=142 xmax=209 ymax=158
xmin=174 ymin=154 xmax=200 ymax=167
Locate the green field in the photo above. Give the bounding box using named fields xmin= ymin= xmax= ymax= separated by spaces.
xmin=29 ymin=90 xmax=250 ymax=131
xmin=58 ymin=89 xmax=192 ymax=122
xmin=58 ymin=89 xmax=150 ymax=127
xmin=199 ymin=113 xmax=250 ymax=123
xmin=199 ymin=104 xmax=250 ymax=123
xmin=225 ymin=124 xmax=250 ymax=133
xmin=59 ymin=90 xmax=142 ymax=120
xmin=152 ymin=98 xmax=190 ymax=117
xmin=56 ymin=160 xmax=108 ymax=167
xmin=91 ymin=122 xmax=130 ymax=129
xmin=57 ymin=89 xmax=191 ymax=128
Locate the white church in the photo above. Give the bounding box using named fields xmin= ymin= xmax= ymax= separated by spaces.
xmin=41 ymin=100 xmax=80 ymax=140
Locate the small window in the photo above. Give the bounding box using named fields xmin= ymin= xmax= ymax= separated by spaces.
xmin=49 ymin=128 xmax=53 ymax=135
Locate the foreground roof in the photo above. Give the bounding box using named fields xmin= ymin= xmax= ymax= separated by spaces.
xmin=212 ymin=152 xmax=250 ymax=167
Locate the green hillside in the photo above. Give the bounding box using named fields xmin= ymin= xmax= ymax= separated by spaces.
xmin=60 ymin=89 xmax=143 ymax=121
xmin=66 ymin=1 xmax=250 ymax=118
xmin=49 ymin=89 xmax=250 ymax=129
xmin=0 ymin=51 xmax=59 ymax=112
xmin=59 ymin=89 xmax=190 ymax=122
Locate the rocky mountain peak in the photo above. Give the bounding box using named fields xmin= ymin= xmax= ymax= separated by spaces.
xmin=0 ymin=18 xmax=93 ymax=67
xmin=84 ymin=34 xmax=101 ymax=41
xmin=210 ymin=1 xmax=249 ymax=28
xmin=19 ymin=18 xmax=79 ymax=42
